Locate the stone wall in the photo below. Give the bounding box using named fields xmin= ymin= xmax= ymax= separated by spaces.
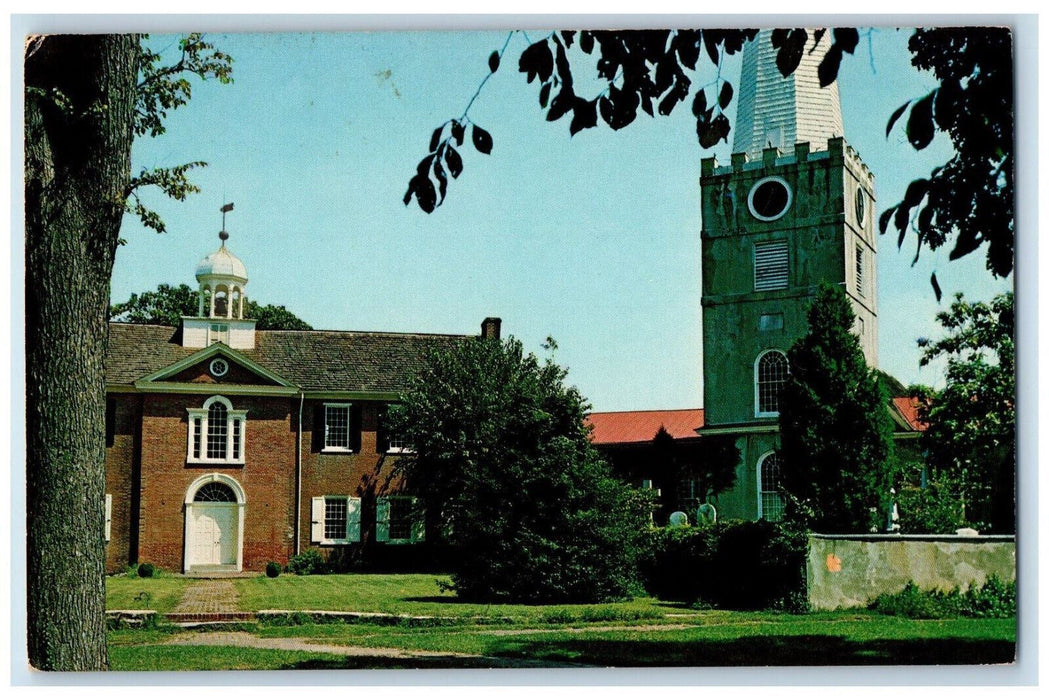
xmin=806 ymin=533 xmax=1016 ymax=610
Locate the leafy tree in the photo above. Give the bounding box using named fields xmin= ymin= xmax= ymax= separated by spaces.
xmin=24 ymin=34 xmax=230 ymax=670
xmin=651 ymin=427 xmax=739 ymax=514
xmin=388 ymin=336 xmax=652 ymax=603
xmin=777 ymin=285 xmax=897 ymax=533
xmin=110 ymin=282 xmax=312 ymax=330
xmin=406 ymin=27 xmax=1013 ymax=278
xmin=913 ymin=292 xmax=1015 ymax=533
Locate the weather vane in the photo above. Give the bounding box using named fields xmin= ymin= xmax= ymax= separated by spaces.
xmin=219 ymin=202 xmax=234 ymax=242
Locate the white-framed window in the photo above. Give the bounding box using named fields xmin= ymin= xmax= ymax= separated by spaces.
xmin=753 ymin=240 xmax=789 ymax=291
xmin=755 ymin=350 xmax=789 ymax=417
xmin=187 ymin=395 xmax=247 ymax=464
xmin=855 ymin=244 xmax=866 ymax=299
xmin=104 ymin=493 xmax=112 ymax=542
xmin=758 ymin=313 xmax=784 ymax=332
xmin=208 ymin=323 xmax=230 ymax=346
xmin=757 ymin=452 xmax=785 ymax=522
xmin=311 ymin=495 xmax=361 ymax=544
xmin=376 ymin=496 xmax=425 ymax=544
xmin=323 ymin=403 xmax=353 ymax=452
xmin=386 ymin=435 xmax=415 ymax=454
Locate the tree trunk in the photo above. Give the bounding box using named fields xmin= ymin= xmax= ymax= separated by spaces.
xmin=24 ymin=33 xmax=139 ymax=672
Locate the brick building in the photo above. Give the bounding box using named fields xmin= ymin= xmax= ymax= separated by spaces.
xmin=104 ymin=231 xmax=500 ymax=574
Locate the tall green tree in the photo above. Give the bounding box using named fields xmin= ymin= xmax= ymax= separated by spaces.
xmin=651 ymin=428 xmax=739 ymax=514
xmin=407 ymin=27 xmax=1014 ymax=278
xmin=24 ymin=34 xmax=230 ymax=671
xmin=388 ymin=336 xmax=651 ymax=603
xmin=777 ymin=285 xmax=897 ymax=533
xmin=110 ymin=282 xmax=312 ymax=330
xmin=913 ymin=292 xmax=1015 ymax=533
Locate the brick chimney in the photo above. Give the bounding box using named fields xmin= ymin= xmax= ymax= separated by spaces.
xmin=481 ymin=317 xmax=502 ymax=340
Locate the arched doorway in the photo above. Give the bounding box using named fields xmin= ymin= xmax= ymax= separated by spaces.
xmin=183 ymin=473 xmax=245 ymax=572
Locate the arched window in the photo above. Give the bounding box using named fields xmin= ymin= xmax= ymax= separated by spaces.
xmin=755 ymin=350 xmax=789 ymax=417
xmin=757 ymin=452 xmax=785 ymax=522
xmin=187 ymin=395 xmax=247 ymax=464
xmin=193 ymin=481 xmax=237 ymax=502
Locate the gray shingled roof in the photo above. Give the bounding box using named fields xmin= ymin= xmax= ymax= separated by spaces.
xmin=106 ymin=323 xmax=467 ymax=393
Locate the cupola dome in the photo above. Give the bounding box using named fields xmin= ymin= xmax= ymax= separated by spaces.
xmin=195 ymin=233 xmax=248 ymax=284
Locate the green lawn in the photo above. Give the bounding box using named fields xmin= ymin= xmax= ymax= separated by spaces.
xmin=106 ymin=613 xmax=1016 ymax=670
xmin=233 ymin=573 xmax=682 ymax=620
xmin=106 ymin=575 xmax=190 ymax=613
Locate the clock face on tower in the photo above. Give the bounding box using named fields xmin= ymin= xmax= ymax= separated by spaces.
xmin=748 ymin=176 xmax=792 ymax=222
xmin=855 ymin=188 xmax=866 ymax=225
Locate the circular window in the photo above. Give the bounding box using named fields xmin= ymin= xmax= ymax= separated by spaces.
xmin=855 ymin=188 xmax=866 ymax=225
xmin=209 ymin=358 xmax=229 ymax=377
xmin=748 ymin=176 xmax=792 ymax=222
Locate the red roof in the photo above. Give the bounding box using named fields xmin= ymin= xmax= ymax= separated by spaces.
xmin=586 ymin=409 xmax=705 ymax=445
xmin=891 ymin=396 xmax=927 ymax=431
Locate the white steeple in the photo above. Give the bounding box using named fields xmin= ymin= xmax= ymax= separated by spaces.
xmin=733 ymin=29 xmax=845 ymax=160
xmin=181 ymin=204 xmax=257 ymax=350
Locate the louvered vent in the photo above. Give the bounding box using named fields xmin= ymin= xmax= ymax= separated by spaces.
xmin=754 ymin=241 xmax=789 ymax=291
xmin=855 ymin=244 xmax=865 ymax=299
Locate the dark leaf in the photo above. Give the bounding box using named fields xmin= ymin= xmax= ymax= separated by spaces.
xmin=930 ymin=272 xmax=942 ymax=302
xmin=812 ymin=28 xmax=827 ymax=48
xmin=698 ymin=112 xmax=731 ymax=148
xmin=519 ymin=40 xmax=554 ymax=83
xmin=950 ymin=228 xmax=983 ymax=260
xmin=818 ymin=45 xmax=843 ymax=88
xmin=691 ymin=89 xmax=707 ymax=118
xmin=886 ymin=101 xmax=909 ymax=137
xmin=406 ymin=174 xmax=436 ymax=213
xmin=471 ymin=124 xmax=493 ymax=154
xmin=428 ymin=126 xmax=443 ymax=153
xmin=598 ymin=96 xmax=614 ymax=126
xmin=416 ymin=153 xmax=435 ymax=177
xmin=606 ymin=86 xmax=639 ymax=130
xmin=640 ymin=92 xmax=653 ymax=117
xmin=434 ymin=161 xmax=448 ymax=204
xmin=833 ymin=28 xmax=860 ymax=54
xmin=539 ymin=81 xmax=552 ymax=109
xmin=560 ymin=30 xmax=575 ymax=48
xmin=906 ymin=92 xmax=936 ymax=150
xmin=933 ymin=80 xmax=960 ymax=131
xmin=675 ymin=30 xmax=700 ymax=69
xmin=878 ymin=206 xmax=893 ymax=235
xmin=701 ymin=31 xmax=720 ymax=66
xmin=718 ymin=81 xmax=734 ymax=109
xmin=553 ymin=39 xmax=572 ymax=88
xmin=547 ymin=86 xmax=574 ymax=122
xmin=580 ymin=31 xmax=594 ymax=54
xmin=488 ymin=51 xmax=500 ymax=74
xmin=444 ymin=145 xmax=463 ymax=178
xmin=451 ymin=119 xmax=465 ymax=145
xmin=569 ymin=98 xmax=598 ymax=136
xmin=771 ymin=28 xmax=807 ymax=77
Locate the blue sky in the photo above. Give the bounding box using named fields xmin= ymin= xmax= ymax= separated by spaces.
xmin=110 ymin=27 xmax=1012 ymax=411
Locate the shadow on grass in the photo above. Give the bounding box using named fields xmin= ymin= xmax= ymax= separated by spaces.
xmin=281 ymin=655 xmax=521 ymax=670
xmin=484 ymin=635 xmax=1016 ymax=667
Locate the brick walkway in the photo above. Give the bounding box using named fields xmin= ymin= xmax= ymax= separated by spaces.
xmin=168 ymin=579 xmax=254 ymax=622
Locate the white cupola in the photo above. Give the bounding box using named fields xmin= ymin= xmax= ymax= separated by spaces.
xmin=181 ymin=204 xmax=257 ymax=350
xmin=195 ymin=230 xmax=249 ymax=320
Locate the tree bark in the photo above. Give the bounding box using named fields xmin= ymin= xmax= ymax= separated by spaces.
xmin=24 ymin=33 xmax=139 ymax=672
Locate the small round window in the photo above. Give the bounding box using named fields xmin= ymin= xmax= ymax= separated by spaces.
xmin=209 ymin=358 xmax=229 ymax=377
xmin=748 ymin=176 xmax=792 ymax=222
xmin=854 ymin=188 xmax=866 ymax=225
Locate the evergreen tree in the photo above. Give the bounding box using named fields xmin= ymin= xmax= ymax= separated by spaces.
xmin=778 ymin=284 xmax=897 ymax=533
xmin=110 ymin=282 xmax=312 ymax=330
xmin=389 ymin=336 xmax=651 ymax=603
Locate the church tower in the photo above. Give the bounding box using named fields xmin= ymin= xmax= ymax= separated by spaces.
xmin=181 ymin=208 xmax=257 ymax=350
xmin=699 ymin=30 xmax=877 ymax=521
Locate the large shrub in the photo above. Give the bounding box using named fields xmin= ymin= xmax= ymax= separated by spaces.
xmin=389 ymin=336 xmax=653 ymax=603
xmin=641 ymin=520 xmax=807 ymax=611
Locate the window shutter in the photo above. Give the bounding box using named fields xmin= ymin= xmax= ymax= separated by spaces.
xmin=376 ymin=497 xmax=390 ymax=542
xmin=346 ymin=497 xmax=362 ymax=542
xmin=311 ymin=496 xmax=325 ymax=542
xmin=410 ymin=499 xmax=426 ymax=543
xmin=350 ymin=404 xmax=363 ymax=453
xmin=312 ymin=404 xmax=325 ymax=452
xmin=754 ymin=240 xmax=789 ymax=291
xmin=104 ymin=493 xmax=112 ymax=542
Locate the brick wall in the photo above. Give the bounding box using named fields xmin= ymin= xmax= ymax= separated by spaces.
xmin=134 ymin=392 xmax=298 ymax=572
xmin=104 ymin=394 xmax=140 ymax=573
xmin=298 ymin=400 xmax=404 ymax=555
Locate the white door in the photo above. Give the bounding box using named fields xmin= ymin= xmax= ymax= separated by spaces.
xmin=192 ymin=503 xmax=238 ymax=567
